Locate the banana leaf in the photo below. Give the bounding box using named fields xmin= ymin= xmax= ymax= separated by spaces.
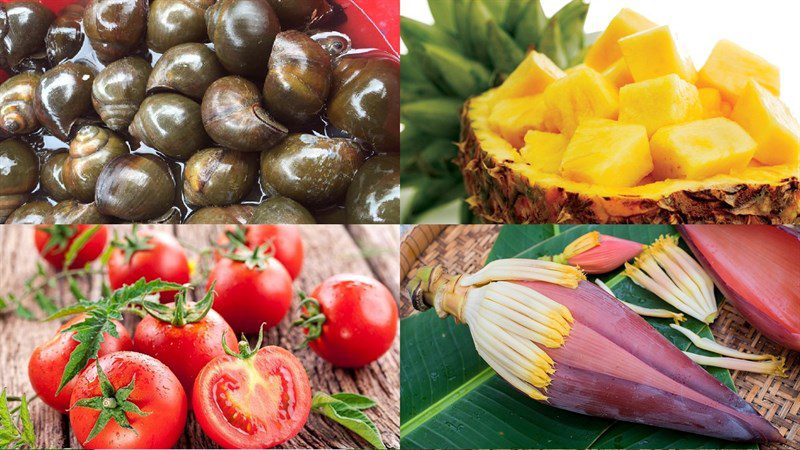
xmin=400 ymin=225 xmax=758 ymax=449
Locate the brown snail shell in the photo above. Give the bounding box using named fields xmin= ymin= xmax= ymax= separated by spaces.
xmin=327 ymin=55 xmax=400 ymax=153
xmin=64 ymin=125 xmax=130 ymax=203
xmin=263 ymin=30 xmax=331 ymax=126
xmin=0 ymin=72 xmax=41 ymax=137
xmin=83 ymin=0 xmax=148 ymax=64
xmin=0 ymin=138 xmax=39 ymax=222
xmin=6 ymin=200 xmax=53 ymax=224
xmin=147 ymin=0 xmax=214 ymax=53
xmin=0 ymin=2 xmax=55 ymax=71
xmin=205 ymin=0 xmax=280 ymax=78
xmin=92 ymin=56 xmax=151 ymax=132
xmin=183 ymin=147 xmax=258 ymax=207
xmin=95 ymin=153 xmax=176 ymax=221
xmin=40 ymin=150 xmax=72 ymax=201
xmin=45 ymin=3 xmax=85 ymax=66
xmin=266 ymin=0 xmax=334 ymax=30
xmin=129 ymin=93 xmax=212 ymax=159
xmin=251 ymin=196 xmax=316 ymax=224
xmin=201 ymin=76 xmax=287 ymax=152
xmin=185 ymin=204 xmax=254 ymax=224
xmin=49 ymin=199 xmax=110 ymax=224
xmin=146 ymin=43 xmax=225 ymax=101
xmin=34 ymin=62 xmax=98 ymax=141
xmin=311 ymin=31 xmax=351 ymax=59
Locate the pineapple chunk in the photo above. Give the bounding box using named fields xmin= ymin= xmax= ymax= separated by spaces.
xmin=560 ymin=121 xmax=652 ymax=187
xmin=488 ymin=96 xmax=549 ymax=148
xmin=520 ymin=131 xmax=568 ymax=173
xmin=585 ymin=8 xmax=657 ymax=71
xmin=494 ymin=51 xmax=566 ymax=99
xmin=698 ymin=40 xmax=780 ymax=103
xmin=698 ymin=88 xmax=724 ymax=118
xmin=543 ymin=67 xmax=619 ymax=137
xmin=603 ymin=59 xmax=634 ymax=88
xmin=619 ymin=74 xmax=703 ymax=136
xmin=731 ymin=80 xmax=800 ymax=166
xmin=650 ymin=118 xmax=756 ymax=180
xmin=619 ymin=26 xmax=697 ymax=83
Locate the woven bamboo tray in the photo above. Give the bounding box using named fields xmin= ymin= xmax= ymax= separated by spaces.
xmin=400 ymin=225 xmax=799 ymax=450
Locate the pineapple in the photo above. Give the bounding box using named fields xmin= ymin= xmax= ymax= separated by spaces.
xmin=698 ymin=88 xmax=725 ymax=118
xmin=603 ymin=59 xmax=634 ymax=89
xmin=731 ymin=80 xmax=800 ymax=166
xmin=585 ymin=8 xmax=657 ymax=71
xmin=618 ymin=74 xmax=703 ymax=136
xmin=543 ymin=67 xmax=619 ymax=136
xmin=650 ymin=118 xmax=756 ymax=180
xmin=519 ymin=131 xmax=568 ymax=173
xmin=560 ymin=120 xmax=652 ymax=187
xmin=698 ymin=40 xmax=780 ymax=103
xmin=488 ymin=96 xmax=549 ymax=149
xmin=494 ymin=51 xmax=566 ymax=100
xmin=619 ymin=26 xmax=697 ymax=83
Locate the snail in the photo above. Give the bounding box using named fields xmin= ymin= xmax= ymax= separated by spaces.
xmin=92 ymin=56 xmax=152 ymax=132
xmin=251 ymin=196 xmax=316 ymax=224
xmin=266 ymin=0 xmax=335 ymax=30
xmin=49 ymin=200 xmax=110 ymax=224
xmin=0 ymin=1 xmax=55 ymax=71
xmin=95 ymin=153 xmax=177 ymax=221
xmin=64 ymin=125 xmax=130 ymax=203
xmin=146 ymin=43 xmax=225 ymax=101
xmin=40 ymin=150 xmax=72 ymax=202
xmin=45 ymin=3 xmax=85 ymax=66
xmin=147 ymin=0 xmax=214 ymax=53
xmin=0 ymin=139 xmax=39 ymax=223
xmin=345 ymin=155 xmax=400 ymax=224
xmin=83 ymin=0 xmax=148 ymax=64
xmin=205 ymin=0 xmax=280 ymax=78
xmin=129 ymin=93 xmax=212 ymax=159
xmin=185 ymin=205 xmax=254 ymax=224
xmin=0 ymin=72 xmax=41 ymax=137
xmin=183 ymin=147 xmax=258 ymax=207
xmin=6 ymin=201 xmax=54 ymax=224
xmin=34 ymin=62 xmax=98 ymax=141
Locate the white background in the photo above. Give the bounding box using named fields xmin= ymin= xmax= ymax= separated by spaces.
xmin=401 ymin=0 xmax=800 ymax=112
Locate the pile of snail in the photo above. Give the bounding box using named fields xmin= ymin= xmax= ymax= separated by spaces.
xmin=0 ymin=0 xmax=400 ymax=224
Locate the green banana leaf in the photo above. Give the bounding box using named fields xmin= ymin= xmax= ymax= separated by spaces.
xmin=400 ymin=225 xmax=757 ymax=449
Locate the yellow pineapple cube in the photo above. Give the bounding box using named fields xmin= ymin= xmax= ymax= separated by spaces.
xmin=619 ymin=74 xmax=703 ymax=136
xmin=494 ymin=51 xmax=566 ymax=99
xmin=488 ymin=96 xmax=549 ymax=148
xmin=698 ymin=40 xmax=780 ymax=103
xmin=560 ymin=121 xmax=652 ymax=187
xmin=520 ymin=131 xmax=568 ymax=173
xmin=731 ymin=80 xmax=800 ymax=166
xmin=585 ymin=9 xmax=657 ymax=71
xmin=650 ymin=118 xmax=756 ymax=180
xmin=619 ymin=26 xmax=697 ymax=83
xmin=698 ymin=88 xmax=724 ymax=118
xmin=603 ymin=59 xmax=634 ymax=88
xmin=543 ymin=67 xmax=619 ymax=137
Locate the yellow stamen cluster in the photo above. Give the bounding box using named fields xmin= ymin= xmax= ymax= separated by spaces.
xmin=561 ymin=231 xmax=601 ymax=260
xmin=460 ymin=258 xmax=586 ymax=289
xmin=625 ymin=235 xmax=717 ymax=324
xmin=595 ymin=279 xmax=686 ymax=323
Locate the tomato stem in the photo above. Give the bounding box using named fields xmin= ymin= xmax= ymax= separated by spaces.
xmin=291 ymin=292 xmax=326 ymax=349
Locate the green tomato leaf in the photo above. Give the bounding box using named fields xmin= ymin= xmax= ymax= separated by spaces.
xmin=17 ymin=396 xmax=34 ymax=448
xmin=312 ymin=392 xmax=385 ymax=449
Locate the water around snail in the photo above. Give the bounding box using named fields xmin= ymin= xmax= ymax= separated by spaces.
xmin=0 ymin=0 xmax=400 ymax=224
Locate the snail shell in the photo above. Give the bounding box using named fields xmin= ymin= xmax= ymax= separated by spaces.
xmin=40 ymin=150 xmax=72 ymax=201
xmin=92 ymin=56 xmax=152 ymax=132
xmin=147 ymin=0 xmax=214 ymax=53
xmin=146 ymin=43 xmax=225 ymax=101
xmin=183 ymin=147 xmax=258 ymax=207
xmin=266 ymin=0 xmax=334 ymax=30
xmin=0 ymin=138 xmax=39 ymax=222
xmin=185 ymin=205 xmax=254 ymax=224
xmin=45 ymin=3 xmax=85 ymax=66
xmin=6 ymin=200 xmax=53 ymax=224
xmin=201 ymin=76 xmax=287 ymax=152
xmin=49 ymin=199 xmax=110 ymax=224
xmin=0 ymin=2 xmax=55 ymax=71
xmin=263 ymin=30 xmax=331 ymax=126
xmin=64 ymin=125 xmax=130 ymax=203
xmin=311 ymin=31 xmax=351 ymax=59
xmin=0 ymin=72 xmax=41 ymax=137
xmin=34 ymin=62 xmax=98 ymax=141
xmin=129 ymin=93 xmax=212 ymax=159
xmin=95 ymin=153 xmax=176 ymax=221
xmin=205 ymin=0 xmax=280 ymax=78
xmin=345 ymin=155 xmax=400 ymax=224
xmin=251 ymin=196 xmax=316 ymax=224
xmin=83 ymin=0 xmax=148 ymax=64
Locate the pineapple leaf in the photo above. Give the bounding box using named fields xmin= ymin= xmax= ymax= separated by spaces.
xmin=400 ymin=53 xmax=427 ymax=83
xmin=418 ymin=43 xmax=491 ymax=98
xmin=400 ymin=17 xmax=461 ymax=52
xmin=400 ymin=98 xmax=463 ymax=138
xmin=465 ymin=0 xmax=494 ymax=64
xmin=552 ymin=0 xmax=590 ymax=66
xmin=503 ymin=0 xmax=532 ymax=34
xmin=487 ymin=20 xmax=526 ymax=79
xmin=427 ymin=0 xmax=457 ymax=34
xmin=514 ymin=0 xmax=547 ymax=51
xmin=540 ymin=17 xmax=569 ymax=68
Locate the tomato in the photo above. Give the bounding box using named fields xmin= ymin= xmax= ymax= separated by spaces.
xmin=28 ymin=314 xmax=132 ymax=414
xmin=216 ymin=225 xmax=304 ymax=280
xmin=108 ymin=230 xmax=190 ymax=303
xmin=133 ymin=301 xmax=238 ymax=401
xmin=193 ymin=341 xmax=311 ymax=448
xmin=70 ymin=351 xmax=188 ymax=449
xmin=206 ymin=250 xmax=293 ymax=334
xmin=34 ymin=225 xmax=108 ymax=270
xmin=298 ymin=274 xmax=397 ymax=367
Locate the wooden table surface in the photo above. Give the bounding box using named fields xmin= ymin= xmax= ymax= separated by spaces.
xmin=0 ymin=224 xmax=400 ymax=449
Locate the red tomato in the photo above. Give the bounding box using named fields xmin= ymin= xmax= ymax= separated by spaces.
xmin=206 ymin=255 xmax=293 ymax=334
xmin=133 ymin=304 xmax=238 ymax=401
xmin=216 ymin=225 xmax=304 ymax=280
xmin=28 ymin=314 xmax=132 ymax=413
xmin=193 ymin=345 xmax=311 ymax=448
xmin=302 ymin=274 xmax=397 ymax=367
xmin=108 ymin=231 xmax=190 ymax=302
xmin=70 ymin=351 xmax=188 ymax=449
xmin=34 ymin=225 xmax=108 ymax=270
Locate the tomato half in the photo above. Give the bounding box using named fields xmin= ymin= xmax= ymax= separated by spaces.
xmin=302 ymin=274 xmax=398 ymax=367
xmin=69 ymin=352 xmax=188 ymax=449
xmin=34 ymin=225 xmax=108 ymax=271
xmin=28 ymin=314 xmax=132 ymax=414
xmin=193 ymin=345 xmax=311 ymax=449
xmin=134 ymin=304 xmax=238 ymax=400
xmin=108 ymin=230 xmax=190 ymax=302
xmin=206 ymin=255 xmax=293 ymax=334
xmin=216 ymin=225 xmax=304 ymax=280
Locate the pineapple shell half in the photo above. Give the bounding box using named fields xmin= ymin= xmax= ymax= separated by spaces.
xmin=458 ymin=91 xmax=800 ymax=224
